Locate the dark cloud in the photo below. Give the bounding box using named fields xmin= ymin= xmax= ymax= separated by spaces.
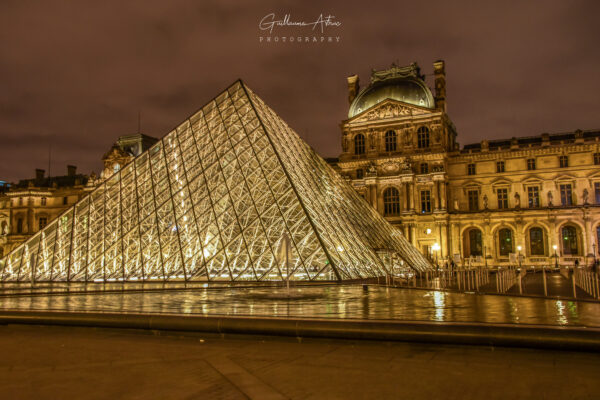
xmin=1 ymin=0 xmax=599 ymax=182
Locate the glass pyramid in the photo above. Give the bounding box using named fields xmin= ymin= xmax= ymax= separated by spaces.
xmin=0 ymin=81 xmax=432 ymax=283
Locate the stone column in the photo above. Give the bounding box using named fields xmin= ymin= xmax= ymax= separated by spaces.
xmin=440 ymin=181 xmax=447 ymax=210
xmin=413 ymin=184 xmax=420 ymax=213
xmin=439 ymin=222 xmax=448 ymax=259
xmin=432 ymin=182 xmax=439 ymax=211
xmin=405 ymin=182 xmax=412 ymax=211
xmin=584 ymin=216 xmax=592 ymax=256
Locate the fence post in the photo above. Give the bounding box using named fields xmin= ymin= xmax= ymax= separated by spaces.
xmin=572 ymin=268 xmax=577 ymax=298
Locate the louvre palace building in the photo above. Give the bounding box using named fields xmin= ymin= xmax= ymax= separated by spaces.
xmin=333 ymin=61 xmax=600 ymax=267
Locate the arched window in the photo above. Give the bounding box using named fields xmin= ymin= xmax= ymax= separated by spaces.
xmin=0 ymin=221 xmax=7 ymax=235
xmin=354 ymin=134 xmax=365 ymax=155
xmin=383 ymin=187 xmax=401 ymax=216
xmin=529 ymin=227 xmax=545 ymax=256
xmin=417 ymin=126 xmax=430 ymax=148
xmin=498 ymin=228 xmax=513 ymax=256
xmin=464 ymin=228 xmax=483 ymax=257
xmin=16 ymin=218 xmax=23 ymax=234
xmin=562 ymin=225 xmax=579 ymax=255
xmin=384 ymin=130 xmax=397 ymax=152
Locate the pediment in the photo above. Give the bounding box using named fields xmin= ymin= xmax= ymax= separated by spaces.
xmin=586 ymin=170 xmax=600 ymax=179
xmin=490 ymin=177 xmax=513 ymax=186
xmin=102 ymin=146 xmax=130 ymax=161
xmin=521 ymin=175 xmax=544 ymax=184
xmin=347 ymin=99 xmax=434 ymax=123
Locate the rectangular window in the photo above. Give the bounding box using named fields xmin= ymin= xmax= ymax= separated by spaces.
xmin=527 ymin=158 xmax=536 ymax=170
xmin=39 ymin=218 xmax=47 ymax=230
xmin=595 ymin=182 xmax=600 ymax=204
xmin=560 ymin=184 xmax=573 ymax=206
xmin=497 ymin=188 xmax=508 ymax=209
xmin=527 ymin=186 xmax=540 ymax=208
xmin=41 ymin=197 xmax=47 ymax=206
xmin=468 ymin=190 xmax=479 ymax=211
xmin=496 ymin=161 xmax=505 ymax=173
xmin=420 ymin=190 xmax=431 ymax=213
xmin=16 ymin=218 xmax=23 ymax=234
xmin=420 ymin=163 xmax=428 ymax=174
xmin=467 ymin=163 xmax=476 ymax=175
xmin=559 ymin=155 xmax=568 ymax=168
xmin=356 ymin=169 xmax=364 ymax=179
xmin=594 ymin=153 xmax=600 ymax=165
xmin=63 ymin=196 xmax=68 ymax=205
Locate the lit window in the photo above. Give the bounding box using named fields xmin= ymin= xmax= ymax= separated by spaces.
xmin=466 ymin=229 xmax=483 ymax=257
xmin=559 ymin=184 xmax=572 ymax=206
xmin=497 ymin=188 xmax=508 ymax=209
xmin=113 ymin=163 xmax=121 ymax=173
xmin=420 ymin=190 xmax=431 ymax=213
xmin=468 ymin=190 xmax=479 ymax=211
xmin=467 ymin=163 xmax=476 ymax=175
xmin=383 ymin=187 xmax=400 ymax=216
xmin=496 ymin=161 xmax=505 ymax=173
xmin=417 ymin=127 xmax=430 ymax=148
xmin=384 ymin=130 xmax=397 ymax=152
xmin=354 ymin=134 xmax=365 ymax=155
xmin=527 ymin=186 xmax=540 ymax=208
xmin=529 ymin=227 xmax=545 ymax=256
xmin=559 ymin=155 xmax=568 ymax=168
xmin=527 ymin=158 xmax=536 ymax=170
xmin=498 ymin=228 xmax=513 ymax=256
xmin=562 ymin=225 xmax=578 ymax=255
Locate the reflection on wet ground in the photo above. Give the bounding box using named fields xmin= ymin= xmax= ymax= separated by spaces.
xmin=1 ymin=285 xmax=599 ymax=327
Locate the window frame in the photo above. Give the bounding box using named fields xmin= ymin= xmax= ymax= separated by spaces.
xmin=496 ymin=161 xmax=505 ymax=173
xmin=383 ymin=187 xmax=401 ymax=216
xmin=384 ymin=130 xmax=397 ymax=152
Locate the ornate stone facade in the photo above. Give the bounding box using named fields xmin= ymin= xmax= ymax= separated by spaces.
xmin=0 ymin=166 xmax=96 ymax=257
xmin=334 ymin=60 xmax=600 ymax=267
xmin=0 ymin=134 xmax=158 ymax=258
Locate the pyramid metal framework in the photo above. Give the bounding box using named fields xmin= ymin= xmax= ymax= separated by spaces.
xmin=0 ymin=81 xmax=432 ymax=283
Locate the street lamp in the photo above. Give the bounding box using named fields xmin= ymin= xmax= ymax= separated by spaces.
xmin=553 ymin=244 xmax=558 ymax=269
xmin=517 ymin=245 xmax=522 ymax=269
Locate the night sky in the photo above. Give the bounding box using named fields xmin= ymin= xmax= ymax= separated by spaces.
xmin=1 ymin=0 xmax=599 ymax=182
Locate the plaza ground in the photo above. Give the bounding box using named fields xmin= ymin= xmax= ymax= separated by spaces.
xmin=1 ymin=324 xmax=599 ymax=399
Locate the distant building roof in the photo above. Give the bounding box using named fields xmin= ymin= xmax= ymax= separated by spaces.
xmin=460 ymin=129 xmax=600 ymax=153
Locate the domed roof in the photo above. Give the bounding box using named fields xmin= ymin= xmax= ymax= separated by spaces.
xmin=348 ymin=63 xmax=435 ymax=118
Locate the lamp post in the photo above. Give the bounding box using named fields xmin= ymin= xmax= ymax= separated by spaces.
xmin=553 ymin=244 xmax=558 ymax=269
xmin=517 ymin=245 xmax=522 ymax=270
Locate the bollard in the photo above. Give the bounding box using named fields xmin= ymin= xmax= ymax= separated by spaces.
xmin=496 ymin=270 xmax=499 ymax=293
xmin=518 ymin=272 xmax=523 ymax=294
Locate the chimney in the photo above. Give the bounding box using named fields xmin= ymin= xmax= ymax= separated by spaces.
xmin=35 ymin=169 xmax=45 ymax=181
xmin=347 ymin=74 xmax=360 ymax=104
xmin=67 ymin=165 xmax=77 ymax=176
xmin=433 ymin=60 xmax=446 ymax=112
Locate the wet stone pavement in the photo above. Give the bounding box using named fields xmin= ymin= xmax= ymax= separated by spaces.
xmin=2 ymin=285 xmax=600 ymax=327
